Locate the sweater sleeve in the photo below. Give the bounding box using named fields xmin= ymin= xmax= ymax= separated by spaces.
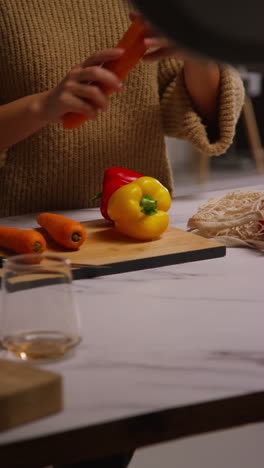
xmin=0 ymin=98 xmax=7 ymax=167
xmin=0 ymin=149 xmax=6 ymax=168
xmin=158 ymin=58 xmax=245 ymax=156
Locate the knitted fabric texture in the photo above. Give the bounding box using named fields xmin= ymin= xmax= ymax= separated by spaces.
xmin=0 ymin=0 xmax=245 ymax=216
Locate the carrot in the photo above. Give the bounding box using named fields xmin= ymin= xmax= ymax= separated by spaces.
xmin=62 ymin=18 xmax=148 ymax=129
xmin=0 ymin=227 xmax=46 ymax=254
xmin=37 ymin=213 xmax=87 ymax=250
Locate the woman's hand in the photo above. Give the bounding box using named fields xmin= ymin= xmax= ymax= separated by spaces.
xmin=130 ymin=12 xmax=221 ymax=125
xmin=130 ymin=11 xmax=189 ymax=62
xmin=38 ymin=48 xmax=124 ymax=124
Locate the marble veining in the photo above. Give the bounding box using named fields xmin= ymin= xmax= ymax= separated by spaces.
xmin=1 ymin=185 xmax=264 ymax=446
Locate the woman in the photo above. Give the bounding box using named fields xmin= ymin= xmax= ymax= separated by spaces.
xmin=0 ymin=1 xmax=244 ymax=466
xmin=0 ymin=0 xmax=244 ymax=218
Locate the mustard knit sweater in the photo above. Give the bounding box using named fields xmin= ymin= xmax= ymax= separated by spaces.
xmin=0 ymin=0 xmax=244 ymax=217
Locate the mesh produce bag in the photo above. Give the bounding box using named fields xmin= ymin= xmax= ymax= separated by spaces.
xmin=187 ymin=190 xmax=264 ymax=249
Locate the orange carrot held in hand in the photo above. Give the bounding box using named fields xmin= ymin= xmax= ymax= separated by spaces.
xmin=62 ymin=18 xmax=148 ymax=129
xmin=37 ymin=213 xmax=87 ymax=250
xmin=0 ymin=227 xmax=46 ymax=254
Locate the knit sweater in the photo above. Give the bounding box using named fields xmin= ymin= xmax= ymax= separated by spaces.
xmin=0 ymin=0 xmax=244 ymax=217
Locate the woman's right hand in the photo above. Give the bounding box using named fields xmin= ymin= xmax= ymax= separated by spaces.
xmin=38 ymin=48 xmax=124 ymax=124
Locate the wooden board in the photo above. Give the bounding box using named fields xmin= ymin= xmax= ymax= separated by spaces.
xmin=0 ymin=359 xmax=63 ymax=432
xmin=0 ymin=219 xmax=226 ymax=281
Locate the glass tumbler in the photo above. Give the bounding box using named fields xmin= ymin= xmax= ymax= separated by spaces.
xmin=1 ymin=254 xmax=81 ymax=360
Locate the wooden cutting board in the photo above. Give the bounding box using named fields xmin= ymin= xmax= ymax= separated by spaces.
xmin=0 ymin=359 xmax=63 ymax=432
xmin=0 ymin=219 xmax=225 ymax=280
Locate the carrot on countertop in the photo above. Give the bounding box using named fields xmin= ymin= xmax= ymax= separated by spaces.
xmin=62 ymin=18 xmax=148 ymax=129
xmin=0 ymin=227 xmax=46 ymax=254
xmin=37 ymin=213 xmax=87 ymax=250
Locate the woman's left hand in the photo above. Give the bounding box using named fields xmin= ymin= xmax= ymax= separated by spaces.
xmin=129 ymin=12 xmax=194 ymax=62
xmin=130 ymin=12 xmax=221 ymax=126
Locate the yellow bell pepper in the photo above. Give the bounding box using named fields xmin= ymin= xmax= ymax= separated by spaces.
xmin=107 ymin=176 xmax=171 ymax=240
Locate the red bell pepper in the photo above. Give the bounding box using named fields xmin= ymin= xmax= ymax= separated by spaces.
xmin=93 ymin=166 xmax=143 ymax=221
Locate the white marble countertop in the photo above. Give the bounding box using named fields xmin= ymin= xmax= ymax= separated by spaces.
xmin=1 ymin=184 xmax=264 ymax=466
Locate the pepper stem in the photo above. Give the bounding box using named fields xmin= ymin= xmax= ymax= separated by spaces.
xmin=140 ymin=195 xmax=158 ymax=216
xmin=91 ymin=192 xmax=102 ymax=201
